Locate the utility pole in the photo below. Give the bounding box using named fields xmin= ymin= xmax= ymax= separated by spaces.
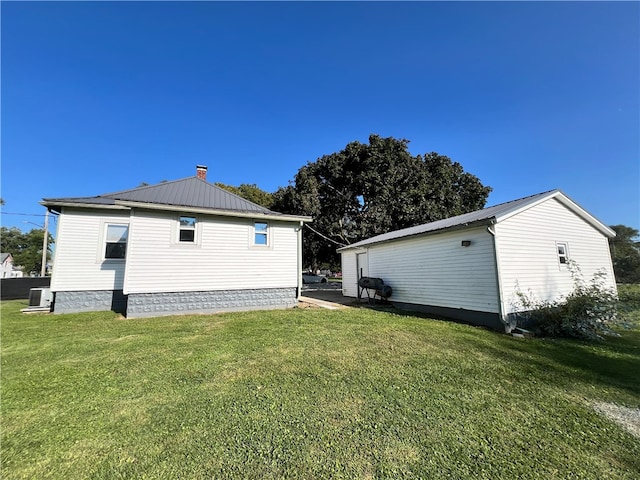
xmin=41 ymin=210 xmax=49 ymax=277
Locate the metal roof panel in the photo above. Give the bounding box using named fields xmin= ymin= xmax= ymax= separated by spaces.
xmin=42 ymin=177 xmax=281 ymax=215
xmin=338 ymin=190 xmax=562 ymax=250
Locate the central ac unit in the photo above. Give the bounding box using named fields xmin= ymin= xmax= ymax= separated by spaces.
xmin=28 ymin=288 xmax=53 ymax=308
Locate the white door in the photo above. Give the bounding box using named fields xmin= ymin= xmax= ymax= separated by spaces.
xmin=356 ymin=252 xmax=369 ymax=301
xmin=356 ymin=251 xmax=368 ymax=281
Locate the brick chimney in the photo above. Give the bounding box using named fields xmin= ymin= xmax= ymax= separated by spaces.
xmin=196 ymin=165 xmax=208 ymax=180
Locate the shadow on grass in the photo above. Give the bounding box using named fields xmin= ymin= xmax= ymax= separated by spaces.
xmin=462 ymin=328 xmax=640 ymax=404
xmin=367 ymin=304 xmax=640 ymax=403
xmin=490 ymin=288 xmax=640 ymax=403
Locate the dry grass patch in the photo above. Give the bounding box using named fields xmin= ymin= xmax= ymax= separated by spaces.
xmin=593 ymin=402 xmax=640 ymax=439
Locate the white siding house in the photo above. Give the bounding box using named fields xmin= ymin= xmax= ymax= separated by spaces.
xmin=43 ymin=166 xmax=311 ymax=317
xmin=50 ymin=209 xmax=130 ymax=293
xmin=339 ymin=190 xmax=616 ymax=331
xmin=1 ymin=253 xmax=22 ymax=278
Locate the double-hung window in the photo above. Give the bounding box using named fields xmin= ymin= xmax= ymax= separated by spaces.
xmin=556 ymin=242 xmax=569 ymax=267
xmin=254 ymin=222 xmax=268 ymax=246
xmin=179 ymin=216 xmax=197 ymax=243
xmin=105 ymin=224 xmax=128 ymax=259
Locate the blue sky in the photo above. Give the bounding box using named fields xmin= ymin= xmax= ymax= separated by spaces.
xmin=2 ymin=1 xmax=639 ymax=236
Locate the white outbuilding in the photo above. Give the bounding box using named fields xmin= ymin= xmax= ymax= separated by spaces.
xmin=338 ymin=190 xmax=617 ymax=331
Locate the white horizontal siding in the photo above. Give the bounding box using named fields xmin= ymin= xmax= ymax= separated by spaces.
xmin=496 ymin=198 xmax=616 ymax=314
xmin=50 ymin=208 xmax=130 ymax=291
xmin=124 ymin=210 xmax=299 ymax=294
xmin=366 ymin=227 xmax=499 ymax=313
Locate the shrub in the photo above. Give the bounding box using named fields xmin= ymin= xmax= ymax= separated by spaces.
xmin=514 ymin=262 xmax=619 ymax=340
xmin=616 ymin=283 xmax=640 ymax=328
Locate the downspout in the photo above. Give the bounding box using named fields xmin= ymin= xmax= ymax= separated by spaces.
xmin=122 ymin=209 xmax=134 ymax=296
xmin=487 ymin=222 xmax=510 ymax=332
xmin=297 ymin=221 xmax=303 ymax=300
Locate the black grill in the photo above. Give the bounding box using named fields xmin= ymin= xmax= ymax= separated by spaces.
xmin=358 ymin=277 xmax=392 ymax=303
xmin=358 ymin=277 xmax=385 ymax=290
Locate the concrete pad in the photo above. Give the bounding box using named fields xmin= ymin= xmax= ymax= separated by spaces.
xmin=298 ymin=295 xmax=350 ymax=310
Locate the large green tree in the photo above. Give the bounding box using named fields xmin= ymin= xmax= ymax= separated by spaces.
xmin=215 ymin=183 xmax=274 ymax=209
xmin=609 ymin=224 xmax=640 ymax=284
xmin=0 ymin=227 xmax=53 ymax=275
xmin=272 ymin=134 xmax=492 ymax=269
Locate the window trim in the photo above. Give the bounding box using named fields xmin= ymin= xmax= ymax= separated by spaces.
xmin=102 ymin=222 xmax=129 ymax=262
xmin=556 ymin=241 xmax=569 ymax=268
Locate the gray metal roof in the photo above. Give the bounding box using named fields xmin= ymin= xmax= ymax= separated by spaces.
xmin=1 ymin=253 xmax=11 ymax=263
xmin=338 ymin=189 xmax=614 ymax=251
xmin=101 ymin=177 xmax=273 ymax=213
xmin=43 ymin=177 xmax=282 ymax=215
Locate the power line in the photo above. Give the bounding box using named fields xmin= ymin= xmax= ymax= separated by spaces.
xmin=304 ymin=223 xmax=347 ymax=247
xmin=1 ymin=212 xmax=50 ymax=217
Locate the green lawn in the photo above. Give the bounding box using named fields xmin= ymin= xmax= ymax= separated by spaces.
xmin=2 ymin=295 xmax=639 ymax=479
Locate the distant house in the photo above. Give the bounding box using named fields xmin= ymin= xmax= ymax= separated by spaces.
xmin=41 ymin=166 xmax=311 ymax=317
xmin=338 ymin=190 xmax=617 ymax=332
xmin=1 ymin=253 xmax=23 ymax=278
xmin=1 ymin=253 xmax=13 ymax=278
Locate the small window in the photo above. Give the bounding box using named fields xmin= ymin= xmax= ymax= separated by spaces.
xmin=254 ymin=222 xmax=268 ymax=246
xmin=105 ymin=224 xmax=128 ymax=259
xmin=179 ymin=216 xmax=196 ymax=242
xmin=557 ymin=242 xmax=569 ymax=266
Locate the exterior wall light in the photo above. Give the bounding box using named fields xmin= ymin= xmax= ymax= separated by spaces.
xmin=461 ymin=240 xmax=471 ymax=247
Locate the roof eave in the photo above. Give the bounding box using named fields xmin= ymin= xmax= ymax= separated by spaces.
xmin=553 ymin=192 xmax=615 ymax=237
xmin=337 ymin=218 xmax=494 ymax=252
xmin=493 ymin=190 xmax=615 ymax=238
xmin=40 ymin=200 xmax=129 ymax=210
xmin=113 ymin=200 xmax=312 ymax=223
xmin=40 ymin=199 xmax=312 ymax=222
